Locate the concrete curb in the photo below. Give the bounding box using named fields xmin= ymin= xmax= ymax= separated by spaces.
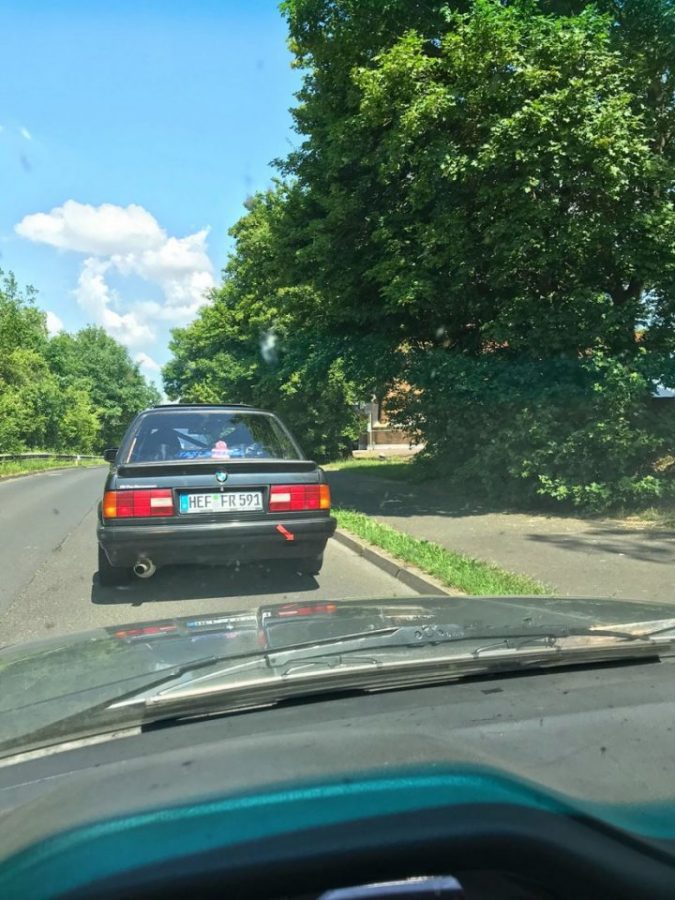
xmin=333 ymin=528 xmax=463 ymax=597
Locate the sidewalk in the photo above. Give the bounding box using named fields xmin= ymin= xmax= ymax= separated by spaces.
xmin=327 ymin=470 xmax=675 ymax=603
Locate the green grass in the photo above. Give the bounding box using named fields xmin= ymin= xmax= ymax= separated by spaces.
xmin=0 ymin=457 xmax=105 ymax=478
xmin=334 ymin=507 xmax=551 ymax=597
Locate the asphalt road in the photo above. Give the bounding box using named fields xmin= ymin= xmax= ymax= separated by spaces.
xmin=0 ymin=467 xmax=417 ymax=647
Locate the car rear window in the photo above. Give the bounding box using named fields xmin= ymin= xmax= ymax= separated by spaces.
xmin=126 ymin=411 xmax=301 ymax=463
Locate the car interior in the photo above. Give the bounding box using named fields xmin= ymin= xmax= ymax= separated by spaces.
xmin=2 ymin=656 xmax=675 ymax=900
xmin=130 ymin=418 xmax=278 ymax=463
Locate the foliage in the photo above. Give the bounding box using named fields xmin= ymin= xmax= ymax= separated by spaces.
xmin=353 ymin=0 xmax=675 ymax=509
xmin=390 ymin=349 xmax=675 ymax=512
xmin=164 ymin=188 xmax=364 ymax=460
xmin=0 ymin=458 xmax=104 ymax=478
xmin=165 ymin=0 xmax=675 ymax=508
xmin=0 ymin=270 xmax=159 ymax=454
xmin=353 ymin=4 xmax=673 ymax=357
xmin=47 ymin=326 xmax=160 ymax=448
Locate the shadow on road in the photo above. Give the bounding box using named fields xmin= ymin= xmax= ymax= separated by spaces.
xmin=91 ymin=561 xmax=319 ymax=605
xmin=328 ymin=469 xmax=527 ymax=518
xmin=526 ymin=528 xmax=675 ymax=564
xmin=329 ymin=470 xmax=476 ymax=517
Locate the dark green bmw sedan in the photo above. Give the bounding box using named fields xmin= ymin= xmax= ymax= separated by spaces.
xmin=97 ymin=404 xmax=336 ymax=585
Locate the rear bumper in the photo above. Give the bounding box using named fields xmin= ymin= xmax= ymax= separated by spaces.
xmin=97 ymin=515 xmax=337 ymax=568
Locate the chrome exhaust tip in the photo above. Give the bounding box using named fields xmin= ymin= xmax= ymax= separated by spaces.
xmin=133 ymin=558 xmax=157 ymax=579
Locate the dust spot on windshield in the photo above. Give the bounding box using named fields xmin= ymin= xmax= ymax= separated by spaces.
xmin=260 ymin=330 xmax=279 ymax=364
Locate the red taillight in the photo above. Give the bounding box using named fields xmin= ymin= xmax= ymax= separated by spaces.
xmin=276 ymin=602 xmax=338 ymax=618
xmin=103 ymin=489 xmax=175 ymax=519
xmin=113 ymin=624 xmax=177 ymax=639
xmin=269 ymin=483 xmax=331 ymax=512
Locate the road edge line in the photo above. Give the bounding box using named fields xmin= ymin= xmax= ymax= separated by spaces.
xmin=333 ymin=528 xmax=459 ymax=596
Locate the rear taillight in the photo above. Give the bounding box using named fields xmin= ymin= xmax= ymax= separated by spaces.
xmin=276 ymin=602 xmax=338 ymax=618
xmin=269 ymin=483 xmax=331 ymax=512
xmin=113 ymin=624 xmax=177 ymax=639
xmin=103 ymin=489 xmax=175 ymax=519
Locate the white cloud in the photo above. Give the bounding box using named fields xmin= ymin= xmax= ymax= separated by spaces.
xmin=15 ymin=200 xmax=214 ymax=350
xmin=111 ymin=226 xmax=213 ymax=320
xmin=75 ymin=257 xmax=155 ymax=347
xmin=19 ymin=126 xmax=32 ymax=141
xmin=135 ymin=352 xmax=161 ymax=373
xmin=45 ymin=310 xmax=64 ymax=335
xmin=16 ymin=200 xmax=165 ymax=256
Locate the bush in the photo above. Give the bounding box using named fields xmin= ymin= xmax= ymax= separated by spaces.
xmin=391 ymin=350 xmax=675 ymax=513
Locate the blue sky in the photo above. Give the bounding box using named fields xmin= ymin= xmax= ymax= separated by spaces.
xmin=0 ymin=0 xmax=300 ymax=384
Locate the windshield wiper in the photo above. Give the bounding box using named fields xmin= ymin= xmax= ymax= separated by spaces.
xmin=263 ymin=622 xmax=654 ymax=668
xmin=109 ymin=621 xmax=668 ymax=712
xmin=109 ymin=627 xmax=672 ymax=729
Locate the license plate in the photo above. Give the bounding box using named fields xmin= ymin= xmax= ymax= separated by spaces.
xmin=179 ymin=491 xmax=263 ymax=514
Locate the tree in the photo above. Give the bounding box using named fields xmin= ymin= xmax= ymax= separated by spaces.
xmin=278 ymin=1 xmax=453 ymax=352
xmin=280 ymin=1 xmax=674 ymax=360
xmin=164 ymin=188 xmax=364 ymax=460
xmin=54 ymin=386 xmax=101 ymax=453
xmin=0 ymin=269 xmax=159 ymax=453
xmin=163 ymin=0 xmax=675 ymax=506
xmin=0 ymin=270 xmax=55 ymax=452
xmin=278 ymin=0 xmax=675 ymax=507
xmin=48 ymin=326 xmax=161 ymax=449
xmin=0 ymin=270 xmax=47 ymax=361
xmin=348 ymin=1 xmax=675 ymax=507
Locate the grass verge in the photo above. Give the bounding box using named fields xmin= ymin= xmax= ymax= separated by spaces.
xmin=334 ymin=507 xmax=551 ymax=597
xmin=619 ymin=507 xmax=675 ymax=530
xmin=0 ymin=457 xmax=104 ymax=478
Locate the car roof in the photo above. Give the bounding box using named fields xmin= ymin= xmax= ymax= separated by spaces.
xmin=148 ymin=403 xmax=263 ymax=411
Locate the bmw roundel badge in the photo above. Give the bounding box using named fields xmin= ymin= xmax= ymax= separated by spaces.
xmin=215 ymin=471 xmax=228 ymax=484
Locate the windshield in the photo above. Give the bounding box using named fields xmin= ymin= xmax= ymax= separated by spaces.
xmin=1 ymin=0 xmax=674 ymax=763
xmin=126 ymin=411 xmax=301 ymax=462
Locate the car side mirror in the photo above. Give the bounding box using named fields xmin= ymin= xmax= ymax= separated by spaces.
xmin=103 ymin=448 xmax=118 ymax=462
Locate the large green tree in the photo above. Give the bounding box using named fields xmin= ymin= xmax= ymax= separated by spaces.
xmin=0 ymin=269 xmax=160 ymax=453
xmin=277 ymin=0 xmax=675 ymax=507
xmin=165 ymin=0 xmax=675 ymax=506
xmin=279 ymin=0 xmax=675 ymax=361
xmin=353 ymin=3 xmax=674 ymax=356
xmin=164 ymin=188 xmax=364 ymax=460
xmin=355 ymin=2 xmax=674 ymax=507
xmin=278 ymin=0 xmax=453 ymax=351
xmin=47 ymin=326 xmax=160 ymax=449
xmin=0 ymin=270 xmax=63 ymax=452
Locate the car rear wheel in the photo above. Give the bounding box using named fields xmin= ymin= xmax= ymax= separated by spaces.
xmin=97 ymin=545 xmax=132 ymax=586
xmin=295 ymin=552 xmax=324 ymax=577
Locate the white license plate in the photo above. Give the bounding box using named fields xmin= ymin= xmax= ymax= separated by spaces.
xmin=179 ymin=491 xmax=263 ymax=514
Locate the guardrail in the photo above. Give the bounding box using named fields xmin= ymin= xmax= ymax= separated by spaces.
xmin=0 ymin=453 xmax=104 ymax=462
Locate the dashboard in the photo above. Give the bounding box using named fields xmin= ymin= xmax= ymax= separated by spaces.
xmin=1 ymin=656 xmax=675 ymax=898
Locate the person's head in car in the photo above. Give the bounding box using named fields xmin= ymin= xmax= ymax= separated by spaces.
xmin=143 ymin=427 xmax=182 ymax=461
xmin=223 ymin=422 xmax=253 ymax=448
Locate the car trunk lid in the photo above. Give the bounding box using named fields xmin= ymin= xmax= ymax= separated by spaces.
xmin=116 ymin=459 xmax=318 ymax=478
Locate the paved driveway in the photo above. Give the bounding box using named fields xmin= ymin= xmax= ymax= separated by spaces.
xmin=328 ymin=470 xmax=675 ymax=603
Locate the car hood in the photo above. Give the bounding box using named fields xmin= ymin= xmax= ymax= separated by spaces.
xmin=2 ymin=594 xmax=674 ymax=758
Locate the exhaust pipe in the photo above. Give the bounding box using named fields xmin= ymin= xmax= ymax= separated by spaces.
xmin=134 ymin=558 xmax=157 ymax=579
